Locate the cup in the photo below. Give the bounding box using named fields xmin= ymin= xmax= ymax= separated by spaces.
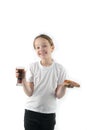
xmin=16 ymin=67 xmax=25 ymax=86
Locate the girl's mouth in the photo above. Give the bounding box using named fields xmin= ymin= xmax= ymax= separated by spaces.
xmin=39 ymin=52 xmax=47 ymax=55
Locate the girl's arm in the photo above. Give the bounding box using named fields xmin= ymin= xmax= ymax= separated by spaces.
xmin=55 ymin=81 xmax=75 ymax=98
xmin=55 ymin=83 xmax=67 ymax=99
xmin=16 ymin=69 xmax=34 ymax=97
xmin=22 ymin=78 xmax=34 ymax=97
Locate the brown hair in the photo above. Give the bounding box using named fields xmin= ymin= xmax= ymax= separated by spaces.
xmin=33 ymin=34 xmax=54 ymax=49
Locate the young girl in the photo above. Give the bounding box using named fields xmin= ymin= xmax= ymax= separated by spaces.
xmin=16 ymin=34 xmax=74 ymax=130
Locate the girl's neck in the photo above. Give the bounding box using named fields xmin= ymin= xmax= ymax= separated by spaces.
xmin=40 ymin=59 xmax=53 ymax=66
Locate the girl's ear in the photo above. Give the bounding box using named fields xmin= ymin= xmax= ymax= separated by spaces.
xmin=51 ymin=45 xmax=55 ymax=52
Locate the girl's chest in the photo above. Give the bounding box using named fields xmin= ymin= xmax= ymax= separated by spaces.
xmin=33 ymin=69 xmax=58 ymax=84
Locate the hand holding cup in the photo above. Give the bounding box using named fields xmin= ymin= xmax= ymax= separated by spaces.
xmin=16 ymin=67 xmax=25 ymax=86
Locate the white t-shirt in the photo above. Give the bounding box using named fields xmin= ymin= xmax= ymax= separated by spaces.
xmin=25 ymin=60 xmax=67 ymax=113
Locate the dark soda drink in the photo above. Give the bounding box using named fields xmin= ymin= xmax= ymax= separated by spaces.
xmin=16 ymin=67 xmax=24 ymax=86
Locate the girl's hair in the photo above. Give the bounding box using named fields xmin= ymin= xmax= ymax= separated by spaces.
xmin=33 ymin=34 xmax=54 ymax=49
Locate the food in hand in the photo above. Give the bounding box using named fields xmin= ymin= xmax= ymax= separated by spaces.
xmin=64 ymin=80 xmax=80 ymax=88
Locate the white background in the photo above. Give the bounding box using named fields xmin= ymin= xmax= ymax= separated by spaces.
xmin=0 ymin=0 xmax=87 ymax=130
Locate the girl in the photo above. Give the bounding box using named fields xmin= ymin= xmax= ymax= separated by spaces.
xmin=16 ymin=34 xmax=74 ymax=130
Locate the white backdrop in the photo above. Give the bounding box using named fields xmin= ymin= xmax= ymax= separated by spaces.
xmin=0 ymin=0 xmax=87 ymax=130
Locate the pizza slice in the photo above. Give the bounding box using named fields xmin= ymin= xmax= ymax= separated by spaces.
xmin=64 ymin=80 xmax=80 ymax=88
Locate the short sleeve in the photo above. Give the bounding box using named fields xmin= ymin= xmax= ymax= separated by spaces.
xmin=57 ymin=66 xmax=69 ymax=85
xmin=25 ymin=64 xmax=34 ymax=82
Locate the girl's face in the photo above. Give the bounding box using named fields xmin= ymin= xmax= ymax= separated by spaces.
xmin=34 ymin=37 xmax=54 ymax=60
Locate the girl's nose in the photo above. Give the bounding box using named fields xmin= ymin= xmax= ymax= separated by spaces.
xmin=40 ymin=46 xmax=44 ymax=51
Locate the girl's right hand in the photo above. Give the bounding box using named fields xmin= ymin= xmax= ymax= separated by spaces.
xmin=16 ymin=69 xmax=19 ymax=78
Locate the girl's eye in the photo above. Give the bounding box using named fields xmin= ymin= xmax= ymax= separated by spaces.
xmin=35 ymin=45 xmax=47 ymax=49
xmin=36 ymin=47 xmax=40 ymax=49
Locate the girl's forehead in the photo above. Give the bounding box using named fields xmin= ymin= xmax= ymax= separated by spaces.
xmin=35 ymin=37 xmax=49 ymax=44
xmin=35 ymin=37 xmax=48 ymax=42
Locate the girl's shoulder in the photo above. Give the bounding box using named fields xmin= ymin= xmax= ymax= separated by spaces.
xmin=26 ymin=61 xmax=39 ymax=71
xmin=54 ymin=61 xmax=65 ymax=69
xmin=54 ymin=61 xmax=66 ymax=73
